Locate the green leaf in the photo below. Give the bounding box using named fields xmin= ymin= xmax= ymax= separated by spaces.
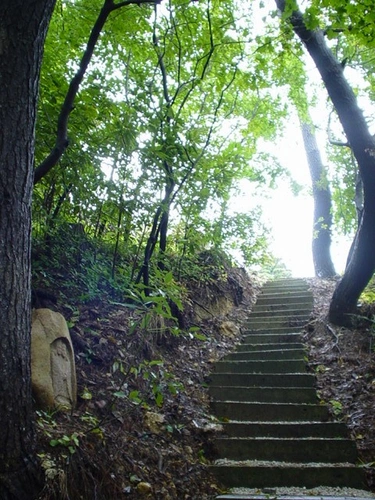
xmin=81 ymin=387 xmax=93 ymax=400
xmin=194 ymin=333 xmax=207 ymax=341
xmin=155 ymin=391 xmax=163 ymax=407
xmin=113 ymin=391 xmax=127 ymax=398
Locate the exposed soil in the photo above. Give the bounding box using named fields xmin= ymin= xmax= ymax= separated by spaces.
xmin=34 ymin=274 xmax=375 ymax=499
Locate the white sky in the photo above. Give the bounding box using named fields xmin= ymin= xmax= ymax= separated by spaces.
xmin=254 ymin=85 xmax=375 ymax=278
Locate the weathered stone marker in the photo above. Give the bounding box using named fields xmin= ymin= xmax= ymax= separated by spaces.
xmin=31 ymin=309 xmax=77 ymax=410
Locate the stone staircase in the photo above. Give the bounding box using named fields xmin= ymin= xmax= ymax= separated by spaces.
xmin=209 ymin=278 xmax=367 ymax=497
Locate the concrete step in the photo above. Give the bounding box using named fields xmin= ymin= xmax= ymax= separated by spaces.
xmin=245 ymin=315 xmax=310 ymax=329
xmin=262 ymin=286 xmax=310 ymax=293
xmin=210 ymin=401 xmax=330 ymax=421
xmin=213 ymin=360 xmax=307 ymax=374
xmin=260 ymin=287 xmax=311 ymax=295
xmin=250 ymin=308 xmax=311 ymax=318
xmin=261 ymin=279 xmax=310 ymax=288
xmin=208 ymin=373 xmax=316 ymax=388
xmin=258 ymin=285 xmax=311 ymax=291
xmin=226 ymin=349 xmax=307 ymax=361
xmin=236 ymin=342 xmax=305 ymax=352
xmin=255 ymin=293 xmax=312 ymax=305
xmin=209 ymin=386 xmax=317 ymax=403
xmin=242 ymin=333 xmax=303 ymax=343
xmin=221 ymin=421 xmax=349 ymax=438
xmin=262 ymin=278 xmax=310 ymax=289
xmin=242 ymin=326 xmax=302 ymax=335
xmin=252 ymin=302 xmax=313 ymax=313
xmin=214 ymin=437 xmax=358 ymax=463
xmin=210 ymin=463 xmax=366 ymax=489
xmin=217 ymin=495 xmax=371 ymax=500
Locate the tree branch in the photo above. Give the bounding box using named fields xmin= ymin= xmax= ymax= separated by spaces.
xmin=153 ymin=5 xmax=171 ymax=106
xmin=34 ymin=0 xmax=159 ymax=184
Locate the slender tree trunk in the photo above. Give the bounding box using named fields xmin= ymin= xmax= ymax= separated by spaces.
xmin=135 ymin=173 xmax=174 ymax=288
xmin=300 ymin=120 xmax=336 ymax=278
xmin=135 ymin=205 xmax=163 ymax=289
xmin=157 ymin=179 xmax=174 ymax=271
xmin=0 ymin=1 xmax=56 ymax=497
xmin=112 ymin=202 xmax=124 ymax=279
xmin=276 ymin=0 xmax=375 ymax=326
xmin=157 ymin=210 xmax=170 ymax=271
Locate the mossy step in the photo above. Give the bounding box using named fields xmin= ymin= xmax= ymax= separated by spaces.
xmin=250 ymin=309 xmax=312 ymax=319
xmin=210 ymin=463 xmax=367 ymax=489
xmin=253 ymin=300 xmax=313 ymax=310
xmin=252 ymin=303 xmax=313 ymax=313
xmin=210 ymin=401 xmax=330 ymax=421
xmin=236 ymin=343 xmax=305 ymax=352
xmin=256 ymin=293 xmax=312 ymax=305
xmin=245 ymin=315 xmax=310 ymax=329
xmin=242 ymin=333 xmax=303 ymax=343
xmin=259 ymin=283 xmax=310 ymax=290
xmin=261 ymin=279 xmax=310 ymax=287
xmin=221 ymin=421 xmax=349 ymax=438
xmin=214 ymin=359 xmax=307 ymax=374
xmin=209 ymin=386 xmax=317 ymax=403
xmin=263 ymin=278 xmax=309 ymax=286
xmin=208 ymin=373 xmax=316 ymax=388
xmin=217 ymin=496 xmax=372 ymax=500
xmin=262 ymin=281 xmax=309 ymax=288
xmin=225 ymin=349 xmax=307 ymax=361
xmin=260 ymin=288 xmax=310 ymax=296
xmin=214 ymin=437 xmax=358 ymax=463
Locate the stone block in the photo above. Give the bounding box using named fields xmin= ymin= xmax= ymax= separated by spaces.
xmin=31 ymin=309 xmax=77 ymax=410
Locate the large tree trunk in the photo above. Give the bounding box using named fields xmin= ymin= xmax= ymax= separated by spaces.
xmin=0 ymin=1 xmax=56 ymax=497
xmin=276 ymin=0 xmax=375 ymax=326
xmin=300 ymin=120 xmax=336 ymax=278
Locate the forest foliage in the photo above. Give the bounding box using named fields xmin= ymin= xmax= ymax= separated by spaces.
xmin=32 ymin=0 xmax=375 ymax=306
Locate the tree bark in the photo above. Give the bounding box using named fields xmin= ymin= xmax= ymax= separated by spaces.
xmin=0 ymin=1 xmax=56 ymax=497
xmin=276 ymin=0 xmax=375 ymax=326
xmin=300 ymin=120 xmax=336 ymax=278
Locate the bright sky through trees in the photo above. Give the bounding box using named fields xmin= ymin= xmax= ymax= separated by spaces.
xmin=261 ymin=130 xmax=352 ymax=278
xmin=266 ymin=75 xmax=375 ymax=276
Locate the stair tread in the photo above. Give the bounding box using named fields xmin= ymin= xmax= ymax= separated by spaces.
xmin=221 ymin=420 xmax=339 ymax=424
xmin=216 ymin=496 xmax=373 ymax=500
xmin=216 ymin=437 xmax=353 ymax=441
xmin=209 ymin=373 xmax=316 ymax=388
xmin=232 ymin=348 xmax=306 ymax=353
xmin=213 ymin=401 xmax=327 ymax=406
xmin=220 ymin=421 xmax=349 ymax=438
xmin=213 ymin=460 xmax=362 ymax=466
xmin=210 ymin=385 xmax=315 ymax=389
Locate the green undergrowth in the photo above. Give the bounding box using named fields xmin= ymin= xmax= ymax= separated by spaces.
xmin=31 ymin=222 xmax=256 ymax=498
